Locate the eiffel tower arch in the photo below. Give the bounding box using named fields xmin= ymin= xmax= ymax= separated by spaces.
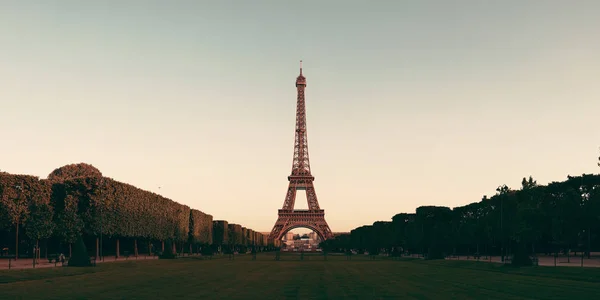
xmin=268 ymin=61 xmax=333 ymax=242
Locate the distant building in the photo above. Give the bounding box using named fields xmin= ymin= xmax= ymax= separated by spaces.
xmin=279 ymin=230 xmax=322 ymax=251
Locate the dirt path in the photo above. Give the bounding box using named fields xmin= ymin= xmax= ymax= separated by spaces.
xmin=0 ymin=255 xmax=159 ymax=270
xmin=445 ymin=255 xmax=600 ymax=268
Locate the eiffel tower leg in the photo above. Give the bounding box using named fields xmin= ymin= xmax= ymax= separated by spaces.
xmin=281 ymin=185 xmax=297 ymax=211
xmin=305 ymin=184 xmax=320 ymax=210
xmin=269 ymin=216 xmax=286 ymax=241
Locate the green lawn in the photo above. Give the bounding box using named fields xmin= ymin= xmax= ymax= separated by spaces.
xmin=1 ymin=253 xmax=599 ymax=299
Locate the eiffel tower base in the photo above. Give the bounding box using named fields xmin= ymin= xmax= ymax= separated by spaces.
xmin=269 ymin=209 xmax=333 ymax=241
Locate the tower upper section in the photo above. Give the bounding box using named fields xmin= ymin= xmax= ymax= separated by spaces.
xmin=296 ymin=60 xmax=306 ymax=87
xmin=291 ymin=60 xmax=311 ymax=177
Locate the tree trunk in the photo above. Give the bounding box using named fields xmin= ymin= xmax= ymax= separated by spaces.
xmin=161 ymin=241 xmax=165 ymax=252
xmin=172 ymin=242 xmax=176 ymax=254
xmin=69 ymin=243 xmax=72 ymax=257
xmin=15 ymin=222 xmax=19 ymax=260
xmin=134 ymin=239 xmax=138 ymax=257
xmin=189 ymin=244 xmax=192 ymax=255
xmin=44 ymin=239 xmax=48 ymax=259
xmin=148 ymin=241 xmax=152 ymax=255
xmin=116 ymin=239 xmax=120 ymax=259
xmin=588 ymin=228 xmax=592 ymax=259
xmin=96 ymin=238 xmax=100 ymax=259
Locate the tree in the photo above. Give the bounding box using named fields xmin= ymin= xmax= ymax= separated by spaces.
xmin=510 ymin=184 xmax=543 ymax=266
xmin=55 ymin=197 xmax=83 ymax=257
xmin=521 ymin=176 xmax=537 ymax=190
xmin=47 ymin=163 xmax=102 ymax=182
xmin=570 ymin=174 xmax=600 ymax=258
xmin=493 ymin=184 xmax=516 ymax=260
xmin=314 ymin=172 xmax=600 ymax=266
xmin=416 ymin=206 xmax=453 ymax=260
xmin=496 ymin=184 xmax=511 ymax=195
xmin=2 ymin=183 xmax=29 ymax=260
xmin=515 ymin=177 xmax=542 ymax=254
xmin=25 ymin=201 xmax=54 ymax=259
xmin=391 ymin=213 xmax=412 ymax=250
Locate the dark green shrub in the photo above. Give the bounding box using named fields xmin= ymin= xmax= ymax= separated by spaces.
xmin=68 ymin=236 xmax=92 ymax=267
xmin=511 ymin=245 xmax=533 ymax=267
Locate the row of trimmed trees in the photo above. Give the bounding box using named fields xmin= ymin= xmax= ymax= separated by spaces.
xmin=321 ymin=173 xmax=600 ymax=265
xmin=0 ymin=163 xmax=277 ymax=260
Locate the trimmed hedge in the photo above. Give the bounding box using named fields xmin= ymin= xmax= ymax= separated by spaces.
xmin=212 ymin=220 xmax=229 ymax=245
xmin=53 ymin=176 xmax=191 ymax=242
xmin=0 ymin=164 xmax=275 ymax=253
xmin=241 ymin=227 xmax=248 ymax=246
xmin=228 ymin=224 xmax=243 ymax=245
xmin=190 ymin=209 xmax=213 ymax=245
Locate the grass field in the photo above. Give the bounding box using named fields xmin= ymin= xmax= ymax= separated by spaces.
xmin=1 ymin=253 xmax=599 ymax=299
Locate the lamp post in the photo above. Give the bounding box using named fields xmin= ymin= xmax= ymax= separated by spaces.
xmin=14 ymin=185 xmax=22 ymax=261
xmin=581 ymin=229 xmax=585 ymax=267
xmin=157 ymin=186 xmax=161 ymax=256
xmin=580 ymin=175 xmax=592 ymax=260
xmin=100 ymin=178 xmax=104 ymax=262
xmin=501 ymin=195 xmax=504 ymax=263
xmin=156 ymin=186 xmax=162 ymax=255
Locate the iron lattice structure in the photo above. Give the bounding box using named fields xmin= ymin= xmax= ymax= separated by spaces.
xmin=268 ymin=62 xmax=333 ymax=242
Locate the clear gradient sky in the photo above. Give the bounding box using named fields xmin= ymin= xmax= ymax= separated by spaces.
xmin=1 ymin=1 xmax=599 ymax=232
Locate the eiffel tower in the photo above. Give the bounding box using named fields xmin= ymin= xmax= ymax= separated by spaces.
xmin=268 ymin=61 xmax=333 ymax=241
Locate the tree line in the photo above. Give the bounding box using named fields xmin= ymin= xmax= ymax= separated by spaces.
xmin=0 ymin=163 xmax=277 ymax=260
xmin=322 ymin=171 xmax=600 ymax=265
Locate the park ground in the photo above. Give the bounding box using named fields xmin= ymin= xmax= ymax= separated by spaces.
xmin=1 ymin=253 xmax=599 ymax=299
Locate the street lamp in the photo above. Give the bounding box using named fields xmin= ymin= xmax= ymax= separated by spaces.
xmin=155 ymin=186 xmax=162 ymax=255
xmin=157 ymin=186 xmax=161 ymax=256
xmin=500 ymin=195 xmax=504 ymax=263
xmin=100 ymin=178 xmax=104 ymax=262
xmin=14 ymin=185 xmax=22 ymax=261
